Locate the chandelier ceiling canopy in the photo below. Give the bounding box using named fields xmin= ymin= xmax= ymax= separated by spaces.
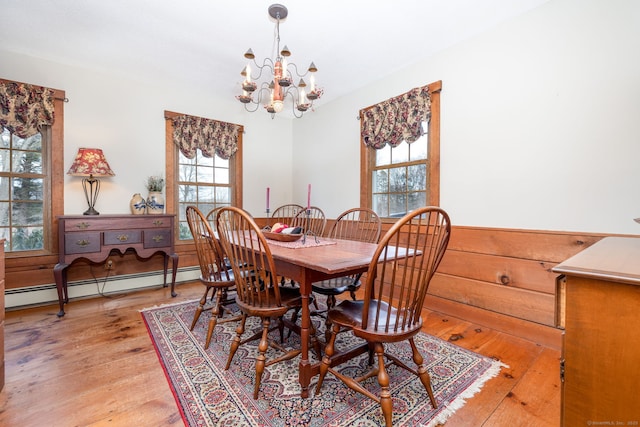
xmin=236 ymin=4 xmax=322 ymax=118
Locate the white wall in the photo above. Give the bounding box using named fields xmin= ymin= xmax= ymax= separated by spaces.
xmin=295 ymin=0 xmax=640 ymax=235
xmin=1 ymin=0 xmax=639 ymax=235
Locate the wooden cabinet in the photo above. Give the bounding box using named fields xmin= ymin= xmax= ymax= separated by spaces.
xmin=1 ymin=242 xmax=4 ymax=391
xmin=53 ymin=215 xmax=179 ymax=317
xmin=553 ymin=237 xmax=640 ymax=426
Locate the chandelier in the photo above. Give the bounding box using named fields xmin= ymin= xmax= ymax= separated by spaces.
xmin=236 ymin=4 xmax=322 ymax=118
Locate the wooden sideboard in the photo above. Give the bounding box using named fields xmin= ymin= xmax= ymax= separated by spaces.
xmin=53 ymin=214 xmax=179 ymax=317
xmin=553 ymin=237 xmax=640 ymax=426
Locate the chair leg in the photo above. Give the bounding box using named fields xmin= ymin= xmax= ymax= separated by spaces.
xmin=225 ymin=313 xmax=247 ymax=370
xmin=374 ymin=342 xmax=393 ymax=427
xmin=315 ymin=323 xmax=339 ymax=394
xmin=204 ymin=293 xmax=221 ymax=349
xmin=190 ymin=287 xmax=213 ymax=331
xmin=409 ymin=337 xmax=437 ymax=409
xmin=254 ymin=317 xmax=271 ymax=399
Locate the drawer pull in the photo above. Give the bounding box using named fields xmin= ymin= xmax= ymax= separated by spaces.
xmin=153 ymin=220 xmax=164 ymax=226
xmin=76 ymin=239 xmax=91 ymax=247
xmin=152 ymin=235 xmax=164 ymax=243
xmin=75 ymin=222 xmax=90 ymax=230
xmin=117 ymin=234 xmax=129 ymax=242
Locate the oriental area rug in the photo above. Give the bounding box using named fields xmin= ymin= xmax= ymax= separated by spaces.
xmin=141 ymin=300 xmax=506 ymax=427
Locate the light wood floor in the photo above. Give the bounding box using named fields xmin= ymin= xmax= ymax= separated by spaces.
xmin=0 ymin=281 xmax=561 ymax=426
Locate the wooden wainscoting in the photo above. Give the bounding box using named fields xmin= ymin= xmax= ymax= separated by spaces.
xmin=425 ymin=226 xmax=610 ymax=350
xmin=5 ymin=215 xmax=625 ymax=350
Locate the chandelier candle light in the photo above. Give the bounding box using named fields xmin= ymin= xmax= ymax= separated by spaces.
xmin=236 ymin=4 xmax=322 ymax=118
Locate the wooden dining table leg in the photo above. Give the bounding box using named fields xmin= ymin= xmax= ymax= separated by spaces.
xmin=298 ymin=272 xmax=312 ymax=398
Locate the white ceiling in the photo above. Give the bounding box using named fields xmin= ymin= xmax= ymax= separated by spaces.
xmin=2 ymin=0 xmax=550 ymax=106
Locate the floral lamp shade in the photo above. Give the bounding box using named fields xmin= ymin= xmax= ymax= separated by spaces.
xmin=67 ymin=148 xmax=115 ymax=215
xmin=67 ymin=147 xmax=115 ymax=177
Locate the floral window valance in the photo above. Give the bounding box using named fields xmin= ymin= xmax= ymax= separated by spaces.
xmin=360 ymin=85 xmax=431 ymax=149
xmin=172 ymin=115 xmax=239 ymax=160
xmin=0 ymin=81 xmax=55 ymax=138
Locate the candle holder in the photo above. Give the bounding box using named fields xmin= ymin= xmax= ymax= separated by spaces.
xmin=301 ymin=208 xmax=320 ymax=244
xmin=265 ymin=208 xmax=271 ymax=229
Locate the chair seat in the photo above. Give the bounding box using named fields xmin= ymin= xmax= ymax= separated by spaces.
xmin=236 ymin=285 xmax=306 ymax=318
xmin=328 ymin=300 xmax=422 ymax=343
xmin=311 ymin=276 xmax=360 ymax=296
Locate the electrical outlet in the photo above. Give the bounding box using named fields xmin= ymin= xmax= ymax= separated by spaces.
xmin=105 ymin=259 xmax=114 ymax=270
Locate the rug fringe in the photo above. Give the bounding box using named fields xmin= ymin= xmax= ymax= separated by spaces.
xmin=426 ymin=360 xmax=508 ymax=427
xmin=139 ymin=299 xmax=199 ymax=313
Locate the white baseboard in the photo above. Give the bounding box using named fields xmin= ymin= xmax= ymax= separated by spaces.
xmin=4 ymin=267 xmax=200 ymax=310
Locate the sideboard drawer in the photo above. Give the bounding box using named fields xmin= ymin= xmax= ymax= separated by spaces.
xmin=64 ymin=232 xmax=101 ymax=254
xmin=143 ymin=229 xmax=171 ymax=248
xmin=104 ymin=230 xmax=142 ymax=246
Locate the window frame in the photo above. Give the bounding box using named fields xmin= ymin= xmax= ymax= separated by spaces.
xmin=164 ymin=110 xmax=243 ymax=245
xmin=360 ymin=80 xmax=441 ymax=221
xmin=0 ymin=78 xmax=65 ymax=259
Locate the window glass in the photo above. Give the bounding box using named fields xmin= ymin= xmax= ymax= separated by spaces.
xmin=177 ymin=150 xmax=231 ymax=240
xmin=370 ymin=121 xmax=431 ymax=219
xmin=0 ymin=129 xmax=46 ymax=251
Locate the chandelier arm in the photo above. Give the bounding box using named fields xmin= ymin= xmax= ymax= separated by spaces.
xmin=287 ymin=62 xmax=310 ymax=79
xmin=251 ymin=57 xmax=275 ymax=82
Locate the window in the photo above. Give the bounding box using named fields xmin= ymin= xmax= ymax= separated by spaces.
xmin=0 ymin=79 xmax=65 ymax=255
xmin=372 ymin=133 xmax=428 ymax=217
xmin=0 ymin=128 xmax=46 ymax=250
xmin=176 ymin=150 xmax=232 ymax=239
xmin=164 ymin=111 xmax=243 ymax=241
xmin=361 ymin=81 xmax=441 ymax=219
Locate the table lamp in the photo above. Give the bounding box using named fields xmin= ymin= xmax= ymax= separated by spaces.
xmin=67 ymin=147 xmax=115 ymax=215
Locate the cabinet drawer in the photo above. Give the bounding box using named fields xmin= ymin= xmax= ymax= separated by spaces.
xmin=104 ymin=230 xmax=142 ymax=245
xmin=143 ymin=229 xmax=171 ymax=248
xmin=65 ymin=232 xmax=101 ymax=254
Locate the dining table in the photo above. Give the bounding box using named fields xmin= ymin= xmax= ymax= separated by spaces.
xmin=262 ymin=235 xmax=399 ymax=398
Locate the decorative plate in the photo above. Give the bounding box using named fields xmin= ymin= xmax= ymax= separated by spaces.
xmin=262 ymin=231 xmax=303 ymax=242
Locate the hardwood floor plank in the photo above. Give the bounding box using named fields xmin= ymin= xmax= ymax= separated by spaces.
xmin=0 ymin=281 xmax=560 ymax=426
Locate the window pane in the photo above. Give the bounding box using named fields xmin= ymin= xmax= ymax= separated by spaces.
xmin=179 ymin=222 xmax=192 ymax=240
xmin=179 ymin=184 xmax=197 ymax=202
xmin=13 ymin=177 xmax=43 ymax=200
xmin=408 ymin=191 xmax=426 ymax=212
xmin=0 ymin=177 xmax=9 ymax=199
xmin=0 ymin=129 xmax=9 ymax=148
xmin=197 ymin=165 xmax=214 ymax=183
xmin=389 ymin=167 xmax=406 ymax=193
xmin=216 ymin=187 xmax=230 ymax=203
xmin=12 ymin=202 xmax=43 ymax=225
xmin=391 ymin=141 xmax=409 ymax=164
xmin=373 ymin=170 xmax=388 ymax=192
xmin=375 ymin=144 xmax=391 ymax=166
xmin=409 ymin=137 xmax=428 ymax=161
xmin=214 ymin=167 xmax=229 ymax=184
xmin=12 ymin=133 xmax=42 ymax=150
xmin=11 ymin=226 xmax=44 ymax=250
xmin=0 ymin=148 xmax=9 ymax=172
xmin=0 ymin=202 xmax=9 ymax=226
xmin=389 ymin=193 xmax=406 ymax=218
xmin=199 ymin=186 xmax=215 ymax=202
xmin=407 ymin=164 xmax=427 ymax=191
xmin=179 ymin=163 xmax=196 ymax=182
xmin=12 ymin=150 xmax=43 ymax=174
xmin=372 ymin=194 xmax=388 ymax=217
